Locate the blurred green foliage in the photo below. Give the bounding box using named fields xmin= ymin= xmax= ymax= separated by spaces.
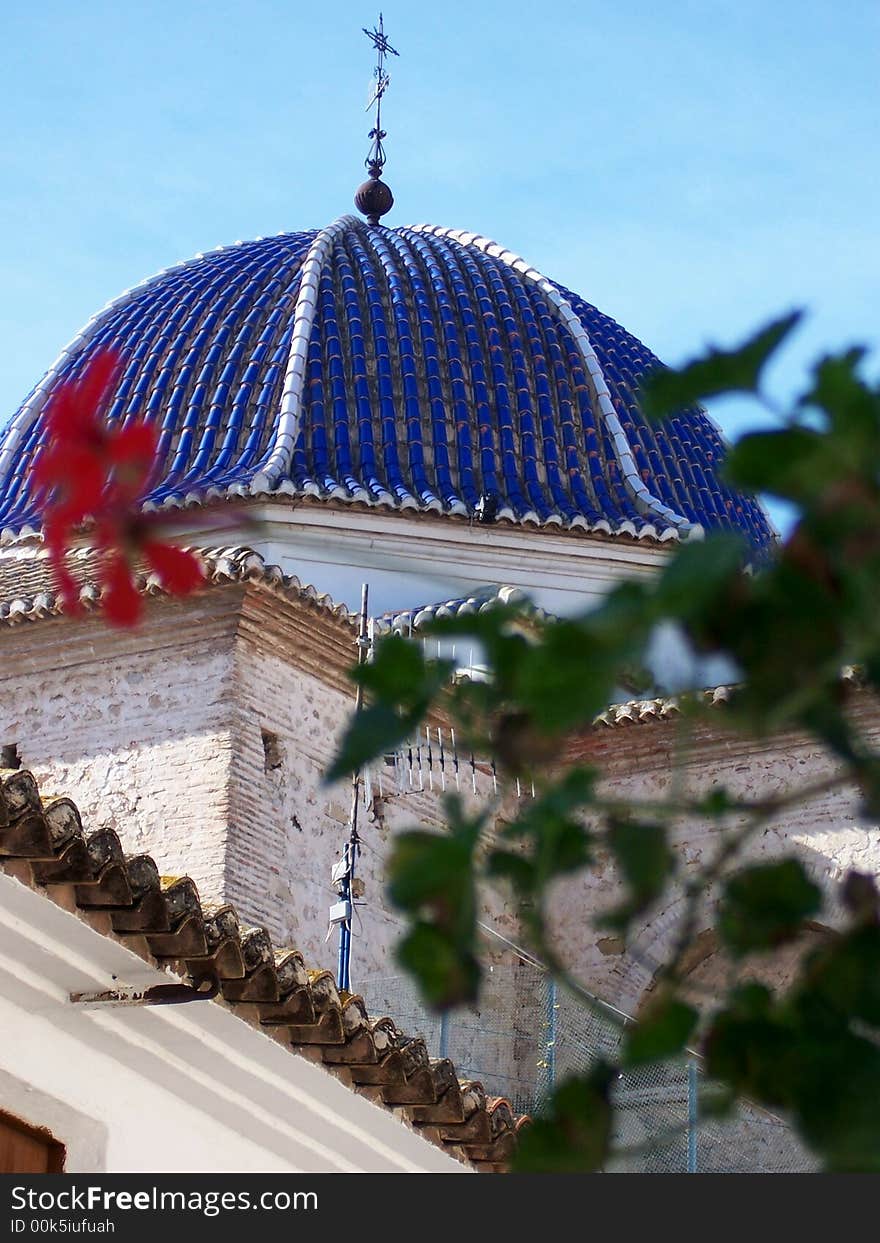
xmin=329 ymin=315 xmax=880 ymax=1171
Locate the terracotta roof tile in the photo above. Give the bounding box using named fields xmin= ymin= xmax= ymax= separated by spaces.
xmin=592 ymin=668 xmax=865 ymax=730
xmin=0 ymin=545 xmax=356 ymax=628
xmin=375 ymin=585 xmax=549 ymax=636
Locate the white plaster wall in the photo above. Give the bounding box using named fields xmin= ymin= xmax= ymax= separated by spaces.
xmin=0 ymin=871 xmax=464 ymax=1174
xmin=0 ymin=991 xmax=296 ymax=1173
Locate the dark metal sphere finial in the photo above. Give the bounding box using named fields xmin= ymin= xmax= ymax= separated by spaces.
xmin=358 ymin=15 xmax=399 ymax=225
xmin=355 ymin=177 xmax=394 ymax=225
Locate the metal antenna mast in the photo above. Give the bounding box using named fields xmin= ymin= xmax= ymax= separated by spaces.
xmin=331 ymin=583 xmax=370 ymax=992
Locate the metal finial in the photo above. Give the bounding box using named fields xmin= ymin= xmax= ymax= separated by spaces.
xmin=356 ymin=14 xmax=399 ymax=224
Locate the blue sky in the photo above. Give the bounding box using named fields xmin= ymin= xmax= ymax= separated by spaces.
xmin=1 ymin=1 xmax=877 ymax=531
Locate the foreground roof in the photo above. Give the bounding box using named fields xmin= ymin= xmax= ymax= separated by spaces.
xmin=0 ymin=766 xmax=526 ymax=1171
xmin=0 ymin=218 xmax=772 ymax=550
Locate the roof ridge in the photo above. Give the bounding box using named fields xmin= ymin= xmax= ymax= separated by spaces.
xmin=593 ymin=668 xmax=867 ymax=728
xmin=375 ymin=584 xmax=550 ymax=636
xmin=408 ymin=224 xmax=697 ymax=539
xmin=250 ymin=217 xmax=360 ymax=496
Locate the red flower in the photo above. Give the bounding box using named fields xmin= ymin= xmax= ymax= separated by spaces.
xmin=141 ymin=540 xmax=206 ymax=595
xmin=100 ymin=550 xmax=143 ymax=628
xmin=44 ymin=512 xmax=85 ymax=615
xmin=90 ymin=510 xmax=206 ymax=627
xmin=37 ymin=349 xmax=206 ymax=627
xmin=35 ymin=349 xmax=161 ymax=515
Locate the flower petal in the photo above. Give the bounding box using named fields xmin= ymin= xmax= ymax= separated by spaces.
xmin=76 ymin=351 xmax=121 ymax=430
xmin=142 ymin=541 xmax=205 ymax=595
xmin=101 ymin=553 xmax=142 ymax=627
xmin=108 ymin=422 xmax=159 ymax=501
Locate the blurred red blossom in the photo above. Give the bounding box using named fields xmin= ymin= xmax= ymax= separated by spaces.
xmin=94 ymin=516 xmax=207 ymax=627
xmin=36 ymin=349 xmax=205 ymax=626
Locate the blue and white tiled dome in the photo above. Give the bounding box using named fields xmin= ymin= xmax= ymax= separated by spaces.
xmin=0 ymin=216 xmax=772 ymax=549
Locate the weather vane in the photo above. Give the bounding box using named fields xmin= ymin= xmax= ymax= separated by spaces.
xmin=355 ymin=14 xmax=399 ymax=224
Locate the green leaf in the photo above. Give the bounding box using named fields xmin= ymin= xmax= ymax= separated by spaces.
xmin=723 ymin=427 xmax=826 ymax=500
xmin=703 ymin=984 xmax=794 ymax=1110
xmin=386 ymin=797 xmax=483 ymax=1010
xmin=512 ymin=619 xmax=623 ymax=732
xmin=388 ymin=830 xmax=475 ymax=919
xmin=622 ymin=998 xmax=699 ymax=1067
xmin=489 ymin=710 xmax=560 ymax=777
xmin=717 ymin=858 xmax=822 ymax=957
xmin=797 ymin=924 xmax=880 ymax=1028
xmin=654 ymin=532 xmax=746 ymax=622
xmin=697 ymin=1082 xmax=738 ymax=1121
xmin=599 ymin=819 xmax=674 ymax=931
xmin=324 ymin=702 xmax=415 ymax=784
xmin=497 ymin=767 xmax=595 ymax=889
xmin=485 ymin=848 xmax=536 ymax=894
xmin=426 ymin=603 xmax=534 ymax=700
xmin=697 ymin=787 xmax=738 ymax=818
xmin=841 ymin=870 xmax=880 ymax=925
xmin=325 ymin=635 xmax=453 ymax=782
xmin=513 ymin=1063 xmax=616 ymax=1172
xmin=639 ymin=310 xmax=803 ymax=421
xmin=396 ymin=922 xmax=480 ymax=1010
xmin=706 ymin=974 xmax=880 ymax=1169
xmin=852 ymin=757 xmax=880 ymax=822
xmin=507 ymin=581 xmax=655 ymax=737
xmin=803 ymin=347 xmax=879 ymax=448
xmin=783 ymin=1023 xmax=880 ymax=1171
xmin=355 ymin=634 xmax=451 ymax=706
xmin=387 ymin=798 xmax=482 ymax=923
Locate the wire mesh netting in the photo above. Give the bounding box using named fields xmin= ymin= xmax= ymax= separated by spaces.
xmin=361 ymin=962 xmax=816 ymax=1173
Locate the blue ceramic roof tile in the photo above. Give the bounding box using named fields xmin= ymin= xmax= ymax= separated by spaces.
xmin=0 ymin=218 xmax=773 ymax=552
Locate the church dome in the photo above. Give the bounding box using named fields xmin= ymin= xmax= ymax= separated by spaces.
xmin=0 ymin=216 xmax=772 ymax=549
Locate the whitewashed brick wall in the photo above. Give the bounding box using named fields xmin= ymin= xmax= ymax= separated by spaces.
xmin=0 ymin=598 xmax=237 ymax=898
xmin=225 ymin=636 xmax=518 ymax=978
xmin=548 ymin=705 xmax=880 ymax=1013
xmin=2 ymin=590 xmax=878 ymax=1024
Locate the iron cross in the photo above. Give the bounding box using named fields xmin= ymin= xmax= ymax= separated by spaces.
xmin=362 ymin=14 xmax=399 ymax=178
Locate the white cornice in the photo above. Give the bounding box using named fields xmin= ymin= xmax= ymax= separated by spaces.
xmin=180 ymin=502 xmax=670 ymax=610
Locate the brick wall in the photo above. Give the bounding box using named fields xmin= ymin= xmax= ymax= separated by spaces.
xmin=225 ymin=626 xmax=519 ymax=978
xmin=3 ymin=586 xmax=879 ymax=1024
xmin=547 ymin=704 xmax=880 ymax=1013
xmin=0 ymin=595 xmax=238 ymax=902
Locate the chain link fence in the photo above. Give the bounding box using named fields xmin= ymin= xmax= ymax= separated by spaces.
xmin=361 ymin=962 xmax=816 ymax=1172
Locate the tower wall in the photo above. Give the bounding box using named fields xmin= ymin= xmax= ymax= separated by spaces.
xmin=223 ymin=583 xmax=520 ymax=977
xmin=3 ymin=581 xmax=877 ymax=1027
xmin=0 ymin=594 xmax=239 ymax=901
xmin=547 ymin=701 xmax=880 ymax=1014
xmin=0 ymin=584 xmax=518 ymax=986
